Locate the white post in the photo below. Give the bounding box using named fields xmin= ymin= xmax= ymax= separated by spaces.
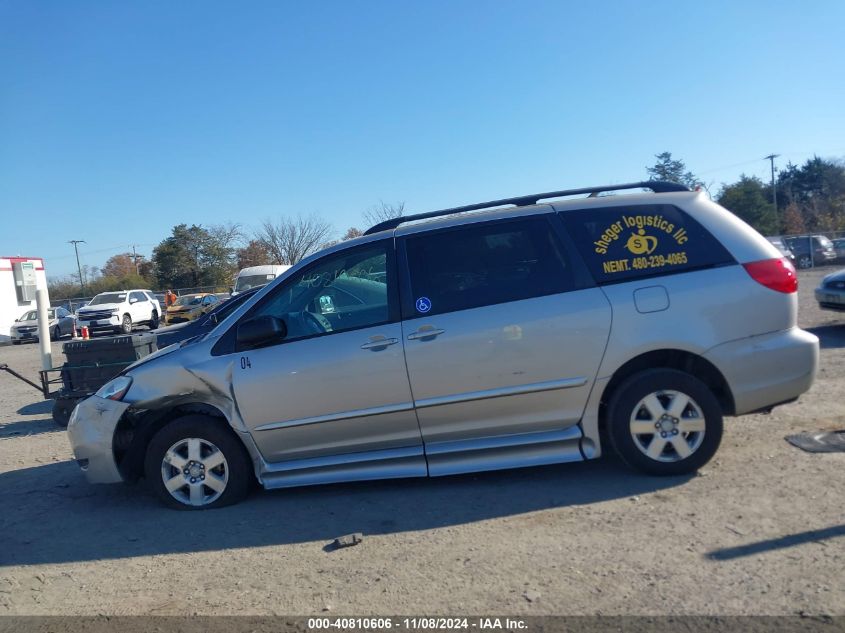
xmin=36 ymin=289 xmax=53 ymax=371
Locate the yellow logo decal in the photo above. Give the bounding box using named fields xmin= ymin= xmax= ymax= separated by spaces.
xmin=625 ymin=229 xmax=658 ymax=255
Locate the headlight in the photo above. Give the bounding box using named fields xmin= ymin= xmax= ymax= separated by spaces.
xmin=95 ymin=376 xmax=133 ymax=401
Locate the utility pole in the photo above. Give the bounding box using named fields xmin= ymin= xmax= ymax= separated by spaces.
xmin=68 ymin=240 xmax=86 ymax=295
xmin=764 ymin=153 xmax=780 ymax=231
xmin=130 ymin=244 xmax=140 ymax=275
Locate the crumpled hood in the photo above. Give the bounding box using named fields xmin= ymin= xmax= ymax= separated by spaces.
xmin=123 ymin=340 xmax=182 ymax=373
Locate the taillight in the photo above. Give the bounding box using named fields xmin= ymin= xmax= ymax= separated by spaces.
xmin=743 ymin=258 xmax=798 ymax=293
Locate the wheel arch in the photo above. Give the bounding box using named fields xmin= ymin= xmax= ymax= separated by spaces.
xmin=598 ymin=349 xmax=735 ymax=435
xmin=114 ymin=402 xmax=249 ymax=483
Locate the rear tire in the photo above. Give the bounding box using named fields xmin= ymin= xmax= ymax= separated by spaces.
xmin=144 ymin=415 xmax=252 ymax=510
xmin=606 ymin=368 xmax=723 ymax=476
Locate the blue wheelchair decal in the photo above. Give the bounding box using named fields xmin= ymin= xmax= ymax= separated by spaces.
xmin=415 ymin=297 xmax=432 ymax=313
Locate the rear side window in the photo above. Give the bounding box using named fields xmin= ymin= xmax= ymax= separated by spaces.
xmin=404 ymin=217 xmax=577 ymax=317
xmin=559 ymin=204 xmax=734 ymax=284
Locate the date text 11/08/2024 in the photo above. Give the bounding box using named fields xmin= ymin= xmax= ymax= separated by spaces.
xmin=307 ymin=617 xmax=528 ymax=630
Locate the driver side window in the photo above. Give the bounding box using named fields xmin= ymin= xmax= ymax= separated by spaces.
xmin=252 ymin=242 xmax=392 ymax=342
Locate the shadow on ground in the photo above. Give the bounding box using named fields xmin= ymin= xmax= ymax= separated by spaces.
xmin=707 ymin=524 xmax=845 ymax=560
xmin=17 ymin=400 xmax=54 ymax=416
xmin=806 ymin=324 xmax=845 ymax=350
xmin=0 ymin=416 xmax=63 ymax=438
xmin=0 ymin=457 xmax=690 ymax=567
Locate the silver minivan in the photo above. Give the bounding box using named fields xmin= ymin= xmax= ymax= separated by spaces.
xmin=69 ymin=181 xmax=819 ymax=509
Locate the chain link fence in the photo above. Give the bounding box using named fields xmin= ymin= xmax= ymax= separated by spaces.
xmin=767 ymin=231 xmax=845 ymax=269
xmin=50 ymin=285 xmax=231 ymax=312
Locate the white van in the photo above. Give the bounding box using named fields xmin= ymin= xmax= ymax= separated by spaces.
xmin=231 ymin=265 xmax=290 ymax=296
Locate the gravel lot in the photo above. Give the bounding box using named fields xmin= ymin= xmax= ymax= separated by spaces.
xmin=1 ymin=268 xmax=843 ymax=616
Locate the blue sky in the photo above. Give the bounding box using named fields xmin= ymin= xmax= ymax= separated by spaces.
xmin=2 ymin=0 xmax=844 ymax=278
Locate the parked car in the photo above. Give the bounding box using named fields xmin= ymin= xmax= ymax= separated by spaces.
xmin=10 ymin=307 xmax=75 ymax=344
xmin=782 ymin=235 xmax=837 ymax=269
xmin=68 ymin=180 xmax=819 ymax=509
xmin=767 ymin=237 xmax=796 ymax=265
xmin=231 ymin=265 xmax=290 ymax=296
xmin=814 ymin=268 xmax=845 ymax=312
xmin=76 ymin=290 xmax=162 ymax=334
xmin=164 ymin=293 xmax=220 ymax=325
xmin=831 ymin=238 xmax=845 ymax=263
xmin=154 ymin=289 xmax=258 ymax=348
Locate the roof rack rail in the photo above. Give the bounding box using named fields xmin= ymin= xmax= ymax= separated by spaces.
xmin=364 ymin=180 xmax=689 ymax=235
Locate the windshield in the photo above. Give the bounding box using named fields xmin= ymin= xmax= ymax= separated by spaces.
xmin=175 ymin=294 xmax=204 ymax=306
xmin=235 ymin=274 xmax=275 ymax=292
xmin=90 ymin=293 xmax=126 ymax=305
xmin=19 ymin=310 xmax=55 ymax=321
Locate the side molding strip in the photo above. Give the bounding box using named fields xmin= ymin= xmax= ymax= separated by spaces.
xmin=414 ymin=377 xmax=588 ymax=409
xmin=254 ymin=401 xmax=415 ymax=432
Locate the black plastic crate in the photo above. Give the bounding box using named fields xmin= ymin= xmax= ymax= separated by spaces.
xmin=60 ymin=333 xmax=157 ymax=393
xmin=63 ymin=332 xmax=157 ymax=365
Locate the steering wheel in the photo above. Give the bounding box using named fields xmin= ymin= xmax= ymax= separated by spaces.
xmin=292 ymin=310 xmax=333 ymax=335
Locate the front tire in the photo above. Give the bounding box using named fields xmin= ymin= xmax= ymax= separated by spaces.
xmin=120 ymin=314 xmax=132 ymax=334
xmin=144 ymin=415 xmax=252 ymax=510
xmin=51 ymin=325 xmax=61 ymax=341
xmin=606 ymin=369 xmax=723 ymax=476
xmin=797 ymin=255 xmax=812 ymax=269
xmin=150 ymin=310 xmax=159 ymax=329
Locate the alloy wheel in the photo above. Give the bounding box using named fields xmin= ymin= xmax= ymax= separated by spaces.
xmin=629 ymin=390 xmax=706 ymax=462
xmin=160 ymin=437 xmax=229 ymax=507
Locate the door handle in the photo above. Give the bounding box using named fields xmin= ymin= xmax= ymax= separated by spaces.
xmin=407 ymin=328 xmax=445 ymax=341
xmin=360 ymin=337 xmax=399 ymax=350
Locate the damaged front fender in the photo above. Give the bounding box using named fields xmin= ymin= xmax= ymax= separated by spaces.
xmin=68 ymin=396 xmax=131 ymax=484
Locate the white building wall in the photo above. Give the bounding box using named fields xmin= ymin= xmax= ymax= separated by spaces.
xmin=0 ymin=257 xmax=49 ymax=343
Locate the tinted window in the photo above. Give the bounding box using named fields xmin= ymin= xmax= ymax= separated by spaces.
xmin=559 ymin=204 xmax=734 ymax=284
xmin=90 ymin=293 xmax=126 ymax=305
xmin=404 ymin=217 xmax=575 ymax=317
xmin=251 ymin=244 xmax=391 ymax=342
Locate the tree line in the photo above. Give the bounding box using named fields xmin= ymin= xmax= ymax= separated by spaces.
xmin=48 ymin=154 xmax=845 ymax=300
xmin=648 ymin=151 xmax=845 ymax=237
xmin=48 ymin=202 xmax=405 ymax=300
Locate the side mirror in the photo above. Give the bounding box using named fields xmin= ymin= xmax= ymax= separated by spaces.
xmin=237 ymin=315 xmax=287 ymax=348
xmin=229 ymin=287 xmax=234 ymax=295
xmin=129 ymin=297 xmax=138 ymax=304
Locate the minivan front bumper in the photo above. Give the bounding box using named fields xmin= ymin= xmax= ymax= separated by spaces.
xmin=67 ymin=396 xmax=130 ymax=484
xmin=704 ymin=327 xmax=819 ymax=415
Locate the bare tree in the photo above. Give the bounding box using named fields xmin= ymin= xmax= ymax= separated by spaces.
xmin=257 ymin=214 xmax=334 ymax=265
xmin=363 ymin=201 xmax=405 ymax=228
xmin=343 ymin=227 xmax=363 ymax=240
xmin=208 ymin=222 xmax=246 ymax=249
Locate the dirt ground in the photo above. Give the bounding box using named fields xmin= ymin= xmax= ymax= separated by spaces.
xmin=1 ymin=268 xmax=843 ymax=616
